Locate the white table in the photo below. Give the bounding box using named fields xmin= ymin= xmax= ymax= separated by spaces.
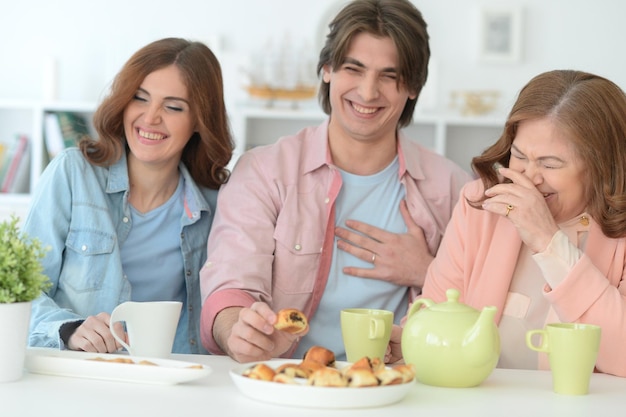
xmin=2 ymin=350 xmax=625 ymax=417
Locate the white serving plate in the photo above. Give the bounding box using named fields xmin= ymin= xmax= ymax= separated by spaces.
xmin=230 ymin=359 xmax=415 ymax=409
xmin=25 ymin=347 xmax=211 ymax=385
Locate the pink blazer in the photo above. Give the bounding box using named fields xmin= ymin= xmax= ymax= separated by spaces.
xmin=422 ymin=180 xmax=626 ymax=377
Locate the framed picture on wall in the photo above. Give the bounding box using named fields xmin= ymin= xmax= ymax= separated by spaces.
xmin=478 ymin=6 xmax=523 ymax=63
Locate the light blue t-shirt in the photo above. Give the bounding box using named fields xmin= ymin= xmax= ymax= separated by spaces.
xmin=121 ymin=175 xmax=187 ymax=335
xmin=294 ymin=156 xmax=409 ymax=360
xmin=122 ymin=175 xmax=186 ymax=303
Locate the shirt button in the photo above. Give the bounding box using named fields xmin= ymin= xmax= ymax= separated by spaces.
xmin=324 ymin=197 xmax=330 ymax=204
xmin=122 ymin=217 xmax=129 ymax=223
xmin=294 ymin=244 xmax=302 ymax=251
xmin=81 ymin=245 xmax=87 ymax=251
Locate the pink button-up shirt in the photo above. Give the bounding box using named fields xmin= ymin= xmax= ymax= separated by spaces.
xmin=200 ymin=120 xmax=471 ymax=355
xmin=422 ymin=180 xmax=626 ymax=376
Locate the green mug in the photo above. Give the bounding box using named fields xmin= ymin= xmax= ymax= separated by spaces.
xmin=526 ymin=323 xmax=601 ymax=395
xmin=341 ymin=308 xmax=393 ymax=362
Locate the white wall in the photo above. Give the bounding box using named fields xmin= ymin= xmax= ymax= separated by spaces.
xmin=1 ymin=0 xmax=624 ymax=114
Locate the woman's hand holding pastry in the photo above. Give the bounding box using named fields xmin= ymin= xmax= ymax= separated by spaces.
xmin=483 ymin=167 xmax=559 ymax=253
xmin=67 ymin=312 xmax=125 ymax=353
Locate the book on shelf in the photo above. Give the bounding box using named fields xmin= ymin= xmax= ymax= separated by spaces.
xmin=0 ymin=142 xmax=6 ymax=168
xmin=44 ymin=111 xmax=92 ymax=160
xmin=0 ymin=134 xmax=30 ymax=194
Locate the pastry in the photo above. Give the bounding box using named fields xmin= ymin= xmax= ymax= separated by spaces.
xmin=276 ymin=362 xmax=310 ymax=379
xmin=273 ymin=373 xmax=298 ymax=384
xmin=369 ymin=357 xmax=385 ymax=372
xmin=302 ymin=345 xmax=336 ymax=367
xmin=237 ymin=346 xmax=414 ymax=388
xmin=307 ymin=367 xmax=348 ymax=387
xmin=345 ymin=368 xmax=379 ymax=387
xmin=297 ymin=360 xmax=325 ymax=377
xmin=347 ymin=356 xmax=384 ymax=372
xmin=242 ymin=363 xmax=276 ymax=381
xmin=274 ymin=308 xmax=308 ymax=334
xmin=348 ymin=356 xmax=373 ymax=371
xmin=392 ymin=363 xmax=416 ymax=383
xmin=374 ymin=368 xmax=404 ymax=385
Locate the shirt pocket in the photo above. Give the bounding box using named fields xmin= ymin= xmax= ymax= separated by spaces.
xmin=62 ymin=229 xmax=116 ymax=293
xmin=273 ymin=221 xmax=324 ymax=295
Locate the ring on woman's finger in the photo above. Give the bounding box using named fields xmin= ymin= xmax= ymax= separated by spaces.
xmin=371 ymin=253 xmax=376 ymax=264
xmin=505 ymin=204 xmax=514 ymax=217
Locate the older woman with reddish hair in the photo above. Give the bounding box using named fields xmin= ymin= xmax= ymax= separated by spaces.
xmin=421 ymin=70 xmax=626 ymax=377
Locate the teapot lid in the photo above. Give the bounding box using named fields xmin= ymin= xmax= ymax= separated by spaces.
xmin=428 ymin=289 xmax=479 ymax=314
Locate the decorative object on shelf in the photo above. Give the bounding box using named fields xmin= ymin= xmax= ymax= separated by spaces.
xmin=450 ymin=90 xmax=500 ymax=116
xmin=477 ymin=6 xmax=523 ymax=64
xmin=0 ymin=215 xmax=50 ymax=382
xmin=244 ymin=35 xmax=318 ymax=108
xmin=245 ymin=85 xmax=316 ymax=104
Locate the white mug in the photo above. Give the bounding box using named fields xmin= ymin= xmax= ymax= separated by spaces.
xmin=109 ymin=301 xmax=182 ymax=358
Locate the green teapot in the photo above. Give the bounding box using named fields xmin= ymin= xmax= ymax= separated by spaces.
xmin=401 ymin=288 xmax=500 ymax=388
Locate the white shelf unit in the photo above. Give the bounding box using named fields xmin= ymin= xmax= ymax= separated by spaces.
xmin=231 ymin=103 xmax=505 ymax=174
xmin=1 ymin=100 xmax=506 ymax=223
xmin=0 ymin=100 xmax=96 ymax=223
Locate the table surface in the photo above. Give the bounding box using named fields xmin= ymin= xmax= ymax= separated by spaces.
xmin=2 ymin=348 xmax=625 ymax=417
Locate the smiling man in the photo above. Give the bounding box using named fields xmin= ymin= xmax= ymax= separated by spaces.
xmin=200 ymin=0 xmax=471 ymax=363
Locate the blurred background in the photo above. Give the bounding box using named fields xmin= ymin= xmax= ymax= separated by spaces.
xmin=1 ymin=0 xmax=623 ymax=112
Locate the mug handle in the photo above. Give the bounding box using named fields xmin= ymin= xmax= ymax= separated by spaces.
xmin=526 ymin=329 xmax=549 ymax=353
xmin=109 ymin=305 xmax=132 ymax=354
xmin=369 ymin=318 xmax=385 ymax=339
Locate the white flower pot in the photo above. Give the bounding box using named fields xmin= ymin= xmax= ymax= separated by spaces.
xmin=0 ymin=301 xmax=31 ymax=383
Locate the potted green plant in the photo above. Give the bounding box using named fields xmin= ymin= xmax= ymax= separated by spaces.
xmin=0 ymin=215 xmax=50 ymax=383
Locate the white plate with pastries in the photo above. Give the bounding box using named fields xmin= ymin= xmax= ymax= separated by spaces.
xmin=25 ymin=347 xmax=211 ymax=385
xmin=230 ymin=358 xmax=416 ymax=409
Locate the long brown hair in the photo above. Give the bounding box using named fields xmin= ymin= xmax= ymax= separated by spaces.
xmin=317 ymin=0 xmax=430 ymax=128
xmin=471 ymin=70 xmax=626 ymax=238
xmin=81 ymin=37 xmax=233 ymax=189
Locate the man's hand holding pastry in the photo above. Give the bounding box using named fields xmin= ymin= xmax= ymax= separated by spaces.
xmin=222 ymin=303 xmax=308 ymax=363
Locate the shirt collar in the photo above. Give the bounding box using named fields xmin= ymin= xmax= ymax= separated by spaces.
xmin=298 ymin=118 xmax=332 ymax=175
xmin=106 ymin=152 xmax=130 ymax=193
xmin=397 ymin=130 xmax=426 ymax=181
xmin=302 ymin=119 xmax=427 ymax=181
xmin=105 ymin=152 xmax=211 ymax=219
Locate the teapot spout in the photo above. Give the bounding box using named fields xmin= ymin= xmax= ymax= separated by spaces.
xmin=462 ymin=306 xmax=500 ymax=367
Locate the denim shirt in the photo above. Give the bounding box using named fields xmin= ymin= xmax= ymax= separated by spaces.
xmin=26 ymin=148 xmax=215 ymax=354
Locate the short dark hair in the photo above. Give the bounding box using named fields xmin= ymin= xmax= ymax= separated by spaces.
xmin=317 ymin=0 xmax=430 ymax=128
